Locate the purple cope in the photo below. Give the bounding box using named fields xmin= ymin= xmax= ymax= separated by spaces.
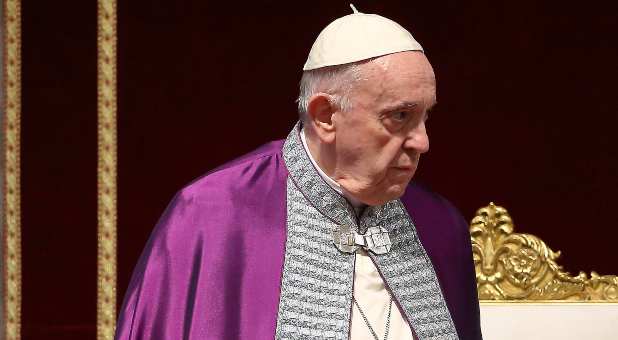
xmin=115 ymin=138 xmax=482 ymax=340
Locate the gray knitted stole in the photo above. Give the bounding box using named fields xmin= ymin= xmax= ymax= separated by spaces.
xmin=275 ymin=123 xmax=458 ymax=340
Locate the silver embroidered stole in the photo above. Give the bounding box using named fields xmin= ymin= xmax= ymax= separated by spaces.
xmin=275 ymin=123 xmax=458 ymax=340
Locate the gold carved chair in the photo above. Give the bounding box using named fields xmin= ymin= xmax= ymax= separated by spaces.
xmin=470 ymin=203 xmax=617 ymax=301
xmin=470 ymin=203 xmax=618 ymax=339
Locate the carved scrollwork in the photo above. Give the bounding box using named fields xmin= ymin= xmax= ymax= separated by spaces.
xmin=471 ymin=203 xmax=618 ymax=301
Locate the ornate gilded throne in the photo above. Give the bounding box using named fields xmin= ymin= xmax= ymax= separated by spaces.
xmin=470 ymin=202 xmax=617 ymax=301
xmin=470 ymin=203 xmax=618 ymax=340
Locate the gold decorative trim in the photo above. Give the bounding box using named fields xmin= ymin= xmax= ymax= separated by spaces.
xmin=471 ymin=203 xmax=618 ymax=301
xmin=480 ymin=301 xmax=618 ymax=306
xmin=2 ymin=0 xmax=22 ymax=339
xmin=97 ymin=0 xmax=117 ymax=339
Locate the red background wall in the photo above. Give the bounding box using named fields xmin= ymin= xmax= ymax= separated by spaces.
xmin=20 ymin=0 xmax=617 ymax=338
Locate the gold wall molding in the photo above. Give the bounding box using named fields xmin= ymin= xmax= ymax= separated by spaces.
xmin=2 ymin=0 xmax=22 ymax=339
xmin=471 ymin=203 xmax=618 ymax=301
xmin=97 ymin=0 xmax=117 ymax=339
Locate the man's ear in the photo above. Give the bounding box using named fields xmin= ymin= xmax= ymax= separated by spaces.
xmin=306 ymin=93 xmax=337 ymax=144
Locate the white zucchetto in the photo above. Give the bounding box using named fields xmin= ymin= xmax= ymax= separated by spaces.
xmin=303 ymin=4 xmax=424 ymax=71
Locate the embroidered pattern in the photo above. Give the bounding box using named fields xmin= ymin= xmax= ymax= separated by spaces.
xmin=275 ymin=123 xmax=458 ymax=340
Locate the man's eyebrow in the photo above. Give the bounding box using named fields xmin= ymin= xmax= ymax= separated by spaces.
xmin=381 ymin=100 xmax=437 ymax=113
xmin=381 ymin=101 xmax=419 ymax=113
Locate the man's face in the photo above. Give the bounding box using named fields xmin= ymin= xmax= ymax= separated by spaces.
xmin=332 ymin=51 xmax=436 ymax=206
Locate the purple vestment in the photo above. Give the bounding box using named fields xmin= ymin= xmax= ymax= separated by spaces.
xmin=115 ymin=138 xmax=482 ymax=339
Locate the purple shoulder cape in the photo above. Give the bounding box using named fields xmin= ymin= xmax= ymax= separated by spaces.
xmin=115 ymin=140 xmax=482 ymax=340
xmin=401 ymin=185 xmax=483 ymax=339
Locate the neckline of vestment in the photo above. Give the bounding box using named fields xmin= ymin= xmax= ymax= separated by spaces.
xmin=300 ymin=127 xmax=366 ymax=215
xmin=280 ymin=121 xmax=460 ymax=340
xmin=284 ymin=122 xmax=400 ymax=234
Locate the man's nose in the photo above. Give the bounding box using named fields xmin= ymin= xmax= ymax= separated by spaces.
xmin=403 ymin=123 xmax=429 ymax=154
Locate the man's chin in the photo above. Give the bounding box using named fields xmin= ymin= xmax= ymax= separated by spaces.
xmin=384 ymin=178 xmax=413 ymax=199
xmin=360 ymin=184 xmax=407 ymax=206
xmin=339 ymin=177 xmax=410 ymax=206
xmin=387 ymin=184 xmax=407 ymax=200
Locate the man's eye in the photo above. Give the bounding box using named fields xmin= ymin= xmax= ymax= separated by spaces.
xmin=391 ymin=111 xmax=408 ymax=122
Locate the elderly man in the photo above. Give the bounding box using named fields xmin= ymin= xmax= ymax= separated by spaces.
xmin=116 ymin=7 xmax=482 ymax=340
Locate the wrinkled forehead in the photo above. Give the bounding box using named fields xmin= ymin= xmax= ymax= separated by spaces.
xmin=355 ymin=52 xmax=436 ymax=107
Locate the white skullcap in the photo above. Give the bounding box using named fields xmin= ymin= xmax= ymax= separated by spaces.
xmin=303 ymin=4 xmax=424 ymax=71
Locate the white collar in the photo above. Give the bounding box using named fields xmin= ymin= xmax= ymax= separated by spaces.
xmin=300 ymin=127 xmax=366 ymax=214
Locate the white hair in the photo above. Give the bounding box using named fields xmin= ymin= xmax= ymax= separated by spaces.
xmin=296 ymin=62 xmax=368 ymax=122
xmin=296 ymin=55 xmax=408 ymax=123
